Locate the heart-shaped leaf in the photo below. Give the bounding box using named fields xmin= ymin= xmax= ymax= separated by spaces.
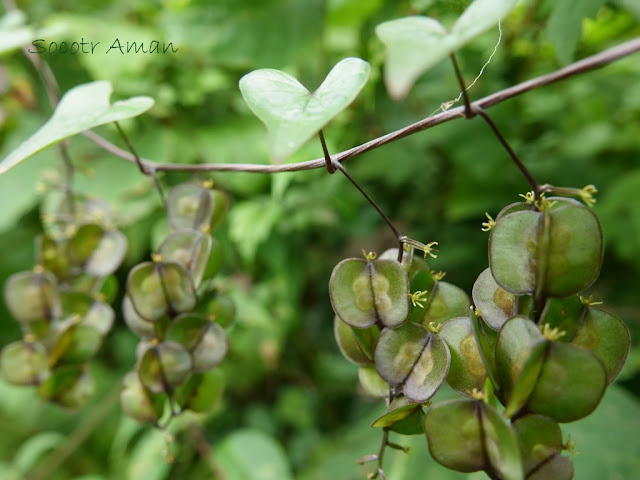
xmin=376 ymin=0 xmax=519 ymax=99
xmin=0 ymin=81 xmax=154 ymax=175
xmin=239 ymin=57 xmax=370 ymax=162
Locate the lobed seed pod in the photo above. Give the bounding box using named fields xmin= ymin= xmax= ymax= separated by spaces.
xmin=4 ymin=269 xmax=62 ymax=324
xmin=424 ymin=399 xmax=523 ymax=479
xmin=438 ymin=316 xmax=487 ymax=397
xmin=374 ymin=322 xmax=450 ymax=403
xmin=166 ymin=183 xmax=216 ymax=232
xmin=329 ymin=257 xmax=410 ymax=329
xmin=496 ymin=316 xmax=607 ymax=422
xmin=138 ymin=341 xmax=193 ymax=394
xmin=489 ymin=198 xmax=602 ymax=298
xmin=513 ymin=414 xmax=574 ymax=480
xmin=165 ymin=314 xmax=228 ymax=373
xmin=0 ymin=341 xmax=49 ymax=386
xmin=127 ymin=261 xmax=197 ymax=322
xmin=158 ymin=230 xmax=212 ymax=288
xmin=121 ymin=371 xmax=165 ymax=424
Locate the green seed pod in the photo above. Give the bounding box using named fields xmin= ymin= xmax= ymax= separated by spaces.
xmin=526 ymin=341 xmax=606 ymax=423
xmin=121 ymin=371 xmax=165 ymax=424
xmin=175 ymin=369 xmax=225 ymax=413
xmin=0 ymin=341 xmax=49 ymax=386
xmin=489 ymin=198 xmax=603 ymax=297
xmin=496 ymin=316 xmax=607 ymax=422
xmin=158 ymin=230 xmax=212 ymax=288
xmin=195 ymin=290 xmax=236 ymax=328
xmin=372 ymin=395 xmax=422 ymax=429
xmin=513 ymin=414 xmax=574 ymax=480
xmin=333 ymin=315 xmax=377 ymax=366
xmin=210 ymin=189 xmax=230 ymax=232
xmin=138 ymin=341 xmax=193 ymax=394
xmin=166 ymin=182 xmax=216 ymax=232
xmin=127 ymin=261 xmax=197 ymax=322
xmin=62 ymin=224 xmax=128 ymax=278
xmin=571 ymin=307 xmax=630 ymax=385
xmin=166 ymin=314 xmax=228 ymax=373
xmin=496 ymin=316 xmax=547 ymax=418
xmin=37 ymin=365 xmax=95 ymax=409
xmin=358 ymin=365 xmax=389 ymax=397
xmin=329 ymin=257 xmax=410 ymax=329
xmin=438 ymin=316 xmax=487 ymax=397
xmin=417 ymin=281 xmax=470 ymax=327
xmin=374 ymin=322 xmax=450 ymax=403
xmin=4 ymin=269 xmax=62 ymax=324
xmin=472 ymin=268 xmax=519 ymax=331
xmin=424 ymin=399 xmax=523 ymax=479
xmin=123 ymin=295 xmax=157 ymax=339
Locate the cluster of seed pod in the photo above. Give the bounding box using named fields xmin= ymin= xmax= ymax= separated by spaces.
xmin=329 ymin=192 xmax=630 ymax=480
xmin=330 ymin=246 xmax=475 ymax=434
xmin=1 ymin=192 xmax=127 ymax=408
xmin=120 ymin=181 xmax=234 ymax=425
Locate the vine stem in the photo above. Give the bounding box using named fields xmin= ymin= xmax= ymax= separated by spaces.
xmin=71 ymin=37 xmax=640 ymax=174
xmin=113 ymin=122 xmax=168 ymax=210
xmin=472 ymin=105 xmax=540 ymax=195
xmin=332 ymin=161 xmax=405 ymax=257
xmin=449 ymin=52 xmax=540 ymax=195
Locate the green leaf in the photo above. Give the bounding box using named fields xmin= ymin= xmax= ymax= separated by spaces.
xmin=0 ymin=81 xmax=154 ymax=175
xmin=546 ymin=0 xmax=606 ymax=65
xmin=215 ymin=429 xmax=294 ymax=480
xmin=376 ymin=0 xmax=519 ymax=99
xmin=239 ymin=57 xmax=370 ymax=162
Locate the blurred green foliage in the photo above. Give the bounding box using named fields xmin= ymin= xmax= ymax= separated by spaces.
xmin=0 ymin=0 xmax=639 ymax=478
